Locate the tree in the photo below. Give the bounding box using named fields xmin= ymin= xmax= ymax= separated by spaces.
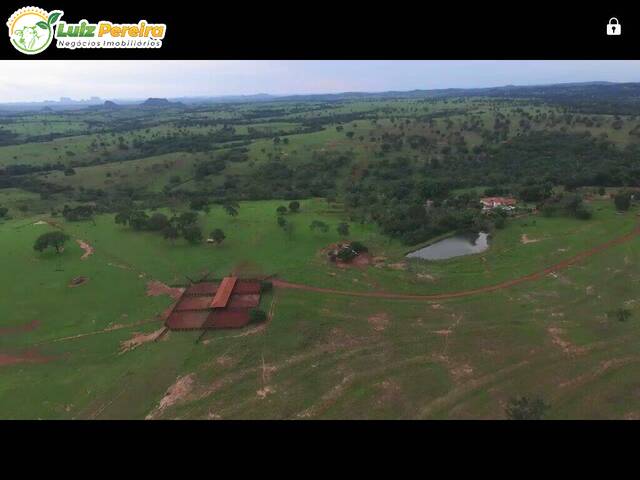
xmin=574 ymin=204 xmax=593 ymax=220
xmin=34 ymin=231 xmax=70 ymax=254
xmin=190 ymin=198 xmax=210 ymax=212
xmin=114 ymin=210 xmax=130 ymax=226
xmin=609 ymin=308 xmax=632 ymax=322
xmin=284 ymin=221 xmax=295 ymax=239
xmin=223 ymin=201 xmax=239 ymax=218
xmin=337 ymin=222 xmax=350 ymax=237
xmin=183 ymin=225 xmax=203 ymax=244
xmin=277 ymin=216 xmax=287 ymax=229
xmin=276 ymin=205 xmax=287 ymax=215
xmin=162 ymin=225 xmax=179 ymax=243
xmin=62 ymin=205 xmax=94 ymax=222
xmin=310 ymin=220 xmax=329 ymax=233
xmin=147 ymin=213 xmax=170 ymax=231
xmin=288 ymin=200 xmax=300 ymax=213
xmin=174 ymin=211 xmax=198 ymax=232
xmin=210 ymin=228 xmax=226 ymax=245
xmin=128 ymin=210 xmax=149 ymax=230
xmin=0 ymin=207 xmax=8 ymax=218
xmin=505 ymin=396 xmax=550 ymax=420
xmin=614 ymin=191 xmax=631 ymax=211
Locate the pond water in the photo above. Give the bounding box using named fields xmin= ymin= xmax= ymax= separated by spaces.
xmin=406 ymin=232 xmax=490 ymax=260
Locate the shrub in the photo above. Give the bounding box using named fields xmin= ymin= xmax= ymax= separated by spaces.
xmin=505 ymin=396 xmax=550 ymax=420
xmin=249 ymin=309 xmax=267 ymax=324
xmin=336 ymin=245 xmax=357 ymax=262
xmin=614 ymin=191 xmax=631 ymax=211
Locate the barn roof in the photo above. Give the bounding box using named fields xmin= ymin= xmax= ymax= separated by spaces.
xmin=210 ymin=276 xmax=237 ymax=308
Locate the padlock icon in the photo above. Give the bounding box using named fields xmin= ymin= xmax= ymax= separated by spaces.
xmin=607 ymin=18 xmax=621 ymax=35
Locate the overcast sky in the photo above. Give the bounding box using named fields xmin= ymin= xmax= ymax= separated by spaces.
xmin=2 ymin=60 xmax=640 ymax=102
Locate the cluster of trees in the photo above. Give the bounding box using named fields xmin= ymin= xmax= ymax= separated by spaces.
xmin=115 ymin=208 xmax=229 ymax=246
xmin=276 ymin=213 xmax=294 ymax=239
xmin=196 ymin=151 xmax=351 ymax=201
xmin=115 ymin=209 xmax=203 ymax=244
xmin=8 ymin=97 xmax=640 ymax=251
xmin=539 ymin=194 xmax=592 ymax=220
xmin=308 ymin=220 xmax=349 ymax=237
xmin=62 ymin=204 xmax=95 ymax=222
xmin=346 ymin=182 xmax=497 ymax=245
xmin=276 ymin=201 xmax=300 ymax=215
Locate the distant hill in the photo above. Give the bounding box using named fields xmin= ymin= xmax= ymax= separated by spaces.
xmin=103 ymin=100 xmax=119 ymax=109
xmin=141 ymin=97 xmax=185 ymax=108
xmin=158 ymin=82 xmax=640 ymax=112
xmin=3 ymin=81 xmax=640 ymax=113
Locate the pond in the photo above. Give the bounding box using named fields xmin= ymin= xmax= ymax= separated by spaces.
xmin=406 ymin=232 xmax=490 ymax=261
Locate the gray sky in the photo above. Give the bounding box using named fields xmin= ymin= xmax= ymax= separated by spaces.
xmin=1 ymin=60 xmax=640 ymax=102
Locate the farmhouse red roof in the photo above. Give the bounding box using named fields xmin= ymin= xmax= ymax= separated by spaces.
xmin=210 ymin=276 xmax=237 ymax=308
xmin=481 ymin=197 xmax=516 ymax=205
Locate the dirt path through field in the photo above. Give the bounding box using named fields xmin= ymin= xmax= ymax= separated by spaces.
xmin=273 ymin=225 xmax=640 ymax=301
xmin=76 ymin=239 xmax=94 ymax=260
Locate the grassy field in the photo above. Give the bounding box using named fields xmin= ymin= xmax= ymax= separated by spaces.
xmin=1 ymin=196 xmax=639 ymax=419
xmin=2 ymin=96 xmax=640 ymax=419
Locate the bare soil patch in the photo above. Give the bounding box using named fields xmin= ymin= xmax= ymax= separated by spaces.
xmin=548 ymin=326 xmax=588 ymax=356
xmin=146 ymin=281 xmax=184 ymax=300
xmin=296 ymin=373 xmax=355 ymax=418
xmin=353 ymin=253 xmax=372 ymax=266
xmin=521 ymin=234 xmax=541 ymax=244
xmin=417 ymin=273 xmax=437 ymax=281
xmin=368 ymin=312 xmax=390 ymax=332
xmin=560 ymin=356 xmax=640 ymax=389
xmin=375 ymin=379 xmax=403 ymax=407
xmin=76 ymin=239 xmax=94 ymax=260
xmin=387 ymin=262 xmax=408 ymax=271
xmin=0 ymin=349 xmax=56 ymax=367
xmin=146 ymin=373 xmax=196 ymax=419
xmin=119 ymin=327 xmax=167 ymax=353
xmin=257 ymin=386 xmax=275 ymax=399
xmin=68 ymin=276 xmax=89 ymax=288
xmin=0 ymin=320 xmax=40 ymax=336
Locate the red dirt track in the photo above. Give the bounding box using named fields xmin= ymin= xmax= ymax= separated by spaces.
xmin=273 ymin=225 xmax=640 ymax=301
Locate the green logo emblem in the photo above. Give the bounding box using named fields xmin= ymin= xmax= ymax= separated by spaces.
xmin=7 ymin=7 xmax=63 ymax=55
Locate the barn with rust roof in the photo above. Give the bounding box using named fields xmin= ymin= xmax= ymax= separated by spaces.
xmin=165 ymin=277 xmax=262 ymax=330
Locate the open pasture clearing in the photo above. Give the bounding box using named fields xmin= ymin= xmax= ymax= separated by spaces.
xmin=0 ymin=197 xmax=639 ymax=418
